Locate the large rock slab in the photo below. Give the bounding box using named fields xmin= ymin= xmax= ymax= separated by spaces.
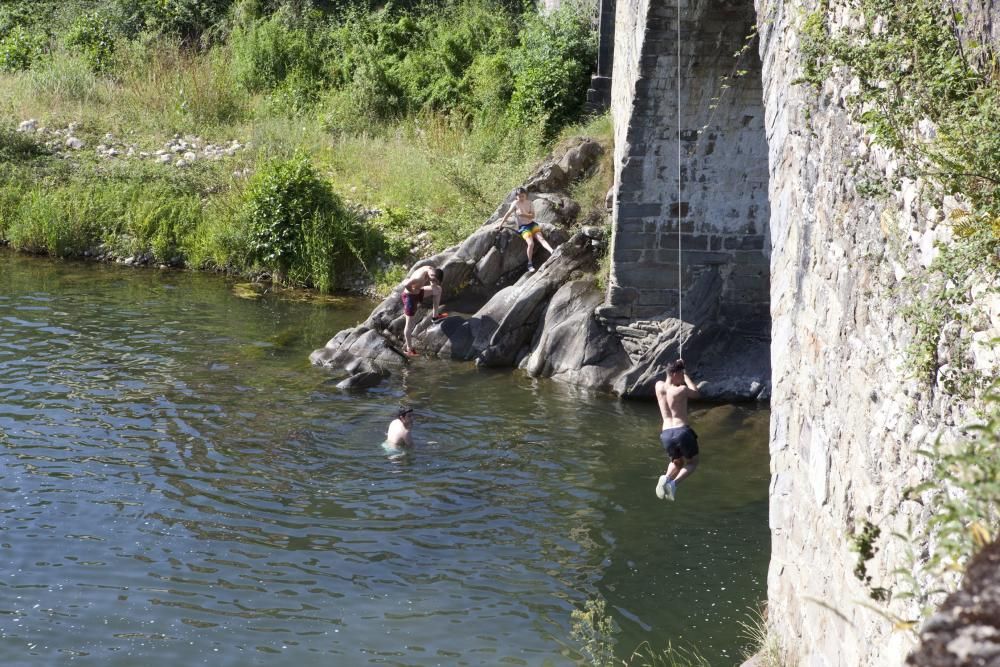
xmin=521 ymin=280 xmax=631 ymax=392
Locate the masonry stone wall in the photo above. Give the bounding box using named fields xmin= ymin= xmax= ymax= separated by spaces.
xmin=756 ymin=0 xmax=998 ymax=664
xmin=607 ymin=0 xmax=769 ymax=333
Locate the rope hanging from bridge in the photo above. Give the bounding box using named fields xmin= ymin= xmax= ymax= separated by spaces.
xmin=676 ymin=1 xmax=684 ymax=357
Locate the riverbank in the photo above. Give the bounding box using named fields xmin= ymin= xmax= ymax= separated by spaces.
xmin=0 ymin=0 xmax=611 ymax=296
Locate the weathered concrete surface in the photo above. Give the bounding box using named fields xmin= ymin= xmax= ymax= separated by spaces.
xmin=605 ymin=0 xmax=770 ymax=322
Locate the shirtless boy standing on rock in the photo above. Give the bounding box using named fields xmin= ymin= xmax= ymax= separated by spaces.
xmin=494 ymin=187 xmax=555 ymax=273
xmin=654 ymin=359 xmax=701 ymax=501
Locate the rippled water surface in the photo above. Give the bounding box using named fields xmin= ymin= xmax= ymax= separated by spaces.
xmin=0 ymin=253 xmax=769 ymax=666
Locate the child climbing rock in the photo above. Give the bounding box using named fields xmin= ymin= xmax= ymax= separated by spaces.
xmin=494 ymin=187 xmax=555 ymax=273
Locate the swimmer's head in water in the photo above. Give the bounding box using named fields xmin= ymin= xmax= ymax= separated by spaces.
xmin=397 ymin=406 xmax=414 ymax=420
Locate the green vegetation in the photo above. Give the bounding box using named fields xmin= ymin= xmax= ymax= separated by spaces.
xmin=894 ymin=388 xmax=1000 ymax=619
xmin=738 ymin=607 xmax=785 ymax=667
xmin=242 ymin=153 xmax=376 ymax=292
xmin=570 ymin=596 xmax=766 ymax=666
xmin=798 ymin=0 xmax=999 ymax=391
xmin=0 ymin=0 xmax=602 ymax=293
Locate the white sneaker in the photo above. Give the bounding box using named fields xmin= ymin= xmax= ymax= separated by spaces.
xmin=655 ymin=475 xmax=676 ymax=501
xmin=527 ymin=264 xmax=536 ymax=273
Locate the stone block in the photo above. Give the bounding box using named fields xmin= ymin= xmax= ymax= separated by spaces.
xmin=637 ymin=289 xmax=674 ymax=308
xmin=615 ymin=218 xmax=645 ymax=234
xmin=723 ymin=235 xmax=766 ymax=251
xmin=724 ymin=284 xmax=770 ymax=304
xmin=658 ymin=234 xmax=708 ymax=251
xmin=613 ymin=249 xmax=643 ymax=263
xmin=608 ymin=285 xmax=639 ymax=304
xmin=617 ymin=265 xmax=681 ymax=289
xmin=733 ymin=249 xmax=771 ymax=266
xmin=614 ymin=233 xmax=654 ymax=251
xmin=680 ymin=250 xmax=731 ymax=265
xmin=618 ymin=202 xmax=663 ymax=218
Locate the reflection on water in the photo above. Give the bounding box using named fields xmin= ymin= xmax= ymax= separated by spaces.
xmin=0 ymin=253 xmax=769 ymax=666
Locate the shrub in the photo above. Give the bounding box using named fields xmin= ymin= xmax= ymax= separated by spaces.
xmin=65 ymin=11 xmax=120 ymax=73
xmin=0 ymin=25 xmax=46 ymax=72
xmin=142 ymin=0 xmax=235 ymax=40
xmin=394 ymin=1 xmax=517 ymax=113
xmin=230 ymin=7 xmax=325 ymax=94
xmin=465 ymin=51 xmax=515 ymax=122
xmin=507 ymin=3 xmax=596 ymax=138
xmin=241 ymin=154 xmax=374 ymax=292
xmin=320 ymin=59 xmax=405 ymax=132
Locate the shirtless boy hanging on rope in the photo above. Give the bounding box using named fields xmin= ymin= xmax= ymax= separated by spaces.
xmin=494 ymin=187 xmax=554 ymax=273
xmin=655 ymin=359 xmax=701 ymax=501
xmin=401 ymin=266 xmax=446 ymax=356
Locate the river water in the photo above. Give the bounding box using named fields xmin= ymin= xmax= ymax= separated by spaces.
xmin=0 ymin=253 xmax=769 ymax=666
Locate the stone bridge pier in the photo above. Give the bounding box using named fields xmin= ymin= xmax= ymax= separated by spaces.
xmin=598 ymin=0 xmax=770 ymax=391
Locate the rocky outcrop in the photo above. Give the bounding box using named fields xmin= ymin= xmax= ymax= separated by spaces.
xmin=907 ymin=540 xmax=1000 ymax=666
xmin=310 ymin=139 xmax=622 ymax=389
xmin=311 ymin=135 xmax=770 ymax=399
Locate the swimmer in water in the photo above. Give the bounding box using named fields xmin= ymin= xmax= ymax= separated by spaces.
xmin=386 ymin=406 xmax=415 ymax=449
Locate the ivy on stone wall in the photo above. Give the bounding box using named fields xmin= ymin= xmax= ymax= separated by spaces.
xmin=799 ymin=0 xmax=999 ymax=632
xmin=799 ymin=0 xmax=999 ymax=389
xmin=894 ymin=388 xmax=1000 ymax=619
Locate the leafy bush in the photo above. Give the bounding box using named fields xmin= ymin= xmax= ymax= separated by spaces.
xmin=230 ymin=6 xmax=325 ymax=94
xmin=321 ymin=0 xmax=593 ymax=139
xmin=393 ymin=2 xmax=517 ymax=113
xmin=0 ymin=25 xmax=46 ymax=72
xmin=140 ymin=0 xmax=235 ymax=40
xmin=892 ymin=388 xmax=1000 ymax=618
xmin=508 ymin=3 xmax=596 ymax=138
xmin=65 ymin=11 xmax=120 ymax=73
xmin=242 ymin=154 xmax=374 ymax=292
